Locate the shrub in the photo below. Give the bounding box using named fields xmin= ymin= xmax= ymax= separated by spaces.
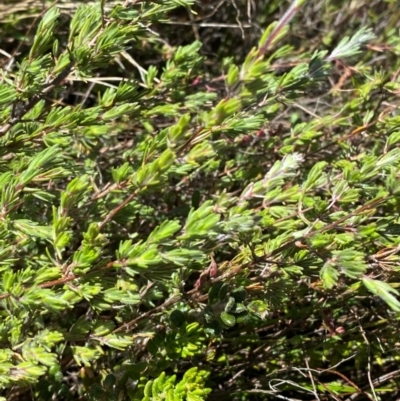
xmin=1 ymin=0 xmax=400 ymax=400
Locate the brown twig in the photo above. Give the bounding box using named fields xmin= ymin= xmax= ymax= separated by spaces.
xmin=0 ymin=59 xmax=74 ymax=136
xmin=98 ymin=189 xmax=139 ymax=229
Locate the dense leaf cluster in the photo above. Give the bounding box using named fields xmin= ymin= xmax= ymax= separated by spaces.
xmin=1 ymin=0 xmax=400 ymax=400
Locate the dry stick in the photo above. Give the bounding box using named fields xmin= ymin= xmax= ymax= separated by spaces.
xmin=113 ymin=295 xmax=182 ymax=333
xmin=93 ymin=128 xmax=204 ymax=224
xmin=370 ymin=369 xmax=400 ymax=386
xmin=304 ymin=357 xmax=321 ymax=401
xmin=343 ymin=370 xmax=400 ymax=401
xmin=162 ymin=21 xmax=251 ymax=29
xmin=268 ymin=196 xmax=385 ymax=259
xmin=0 ymin=60 xmax=74 ymax=135
xmin=98 ymin=190 xmax=139 ymax=229
xmin=338 ymin=107 xmax=393 ymax=143
xmin=304 ymin=377 xmax=342 ymax=401
xmin=1 ymin=0 xmax=58 ymax=69
xmin=316 ymin=367 xmax=364 ymax=399
xmin=0 ymin=258 xmax=113 ymax=300
xmin=314 ymin=383 xmax=347 ymax=401
xmin=226 ymin=369 xmax=246 ymax=389
xmin=321 ymin=353 xmax=357 ymax=372
xmin=245 ymin=389 xmax=303 ymax=401
xmin=352 ymin=309 xmax=378 ymax=401
xmin=257 ymin=0 xmax=304 ymax=58
xmin=268 ymin=378 xmax=315 ymax=398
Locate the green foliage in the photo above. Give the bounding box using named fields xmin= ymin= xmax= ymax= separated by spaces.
xmin=141 ymin=368 xmax=211 ymax=401
xmin=1 ymin=0 xmax=400 ymax=400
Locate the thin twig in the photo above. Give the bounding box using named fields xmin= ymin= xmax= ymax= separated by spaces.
xmin=98 ymin=190 xmax=139 ymax=229
xmin=343 ymin=370 xmax=400 ymax=401
xmin=162 ymin=21 xmax=252 ymax=29
xmin=0 ymin=59 xmax=74 ymax=135
xmin=245 ymin=389 xmax=303 ymax=401
xmin=304 ymin=358 xmax=321 ymax=401
xmin=351 ymin=309 xmax=378 ymax=401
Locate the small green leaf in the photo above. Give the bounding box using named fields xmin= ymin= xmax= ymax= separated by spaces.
xmin=320 ymin=263 xmax=339 ymax=289
xmin=170 ymin=310 xmax=186 ymax=328
xmin=220 ymin=312 xmax=236 ymax=327
xmin=362 ymin=278 xmax=400 ymax=311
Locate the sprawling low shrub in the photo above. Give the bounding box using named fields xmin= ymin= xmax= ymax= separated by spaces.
xmin=1 ymin=0 xmax=400 ymax=400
